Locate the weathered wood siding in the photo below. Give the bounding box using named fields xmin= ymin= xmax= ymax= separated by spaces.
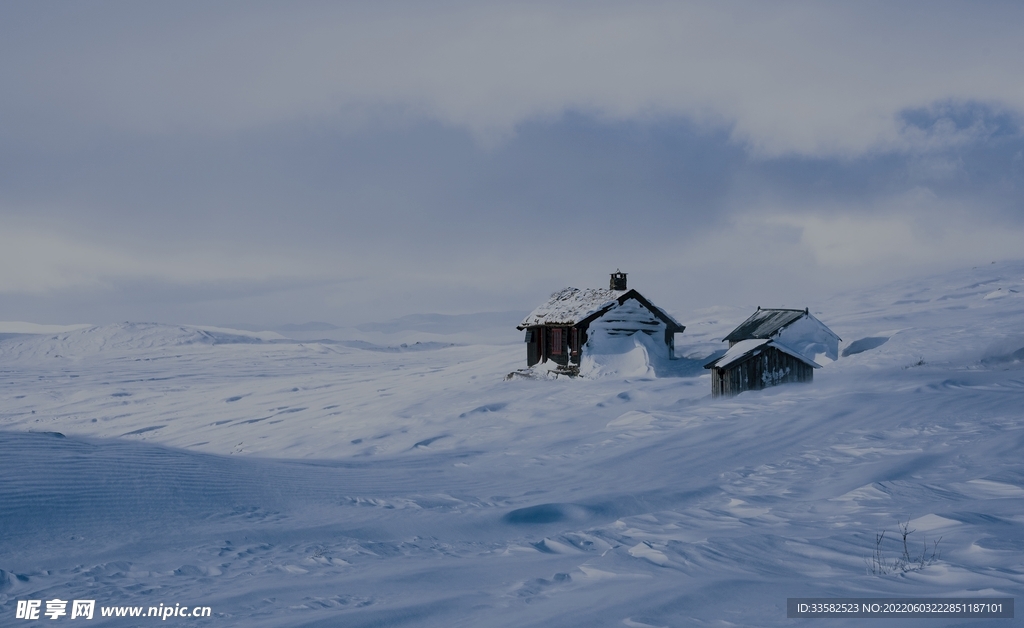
xmin=525 ymin=325 xmax=583 ymax=366
xmin=711 ymin=345 xmax=813 ymax=397
xmin=525 ymin=328 xmax=541 ymax=366
xmin=547 ymin=326 xmax=570 ymax=366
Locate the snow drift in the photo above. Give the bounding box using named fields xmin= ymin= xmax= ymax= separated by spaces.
xmin=2 ymin=261 xmax=1024 ymax=626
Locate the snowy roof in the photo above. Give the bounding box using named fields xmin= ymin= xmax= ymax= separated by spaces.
xmin=518 ymin=288 xmax=624 ymax=328
xmin=723 ymin=308 xmax=808 ymax=342
xmin=704 ymin=338 xmax=820 ymax=370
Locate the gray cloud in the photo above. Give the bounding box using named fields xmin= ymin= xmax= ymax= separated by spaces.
xmin=1 ymin=2 xmax=1023 ymax=326
xmin=4 ymin=3 xmax=1024 ymax=155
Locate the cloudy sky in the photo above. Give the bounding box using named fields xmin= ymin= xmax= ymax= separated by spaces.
xmin=2 ymin=2 xmax=1023 ymax=327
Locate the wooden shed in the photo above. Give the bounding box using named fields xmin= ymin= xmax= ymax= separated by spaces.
xmin=517 ymin=272 xmax=684 ymax=369
xmin=704 ymin=339 xmax=817 ymax=397
xmin=722 ymin=307 xmax=840 ymax=361
xmin=704 ymin=307 xmax=839 ymax=397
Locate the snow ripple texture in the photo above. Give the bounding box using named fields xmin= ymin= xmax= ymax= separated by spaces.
xmin=2 ymin=261 xmax=1024 ymax=626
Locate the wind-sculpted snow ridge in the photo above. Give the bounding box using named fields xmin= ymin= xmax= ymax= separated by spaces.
xmin=0 ymin=322 xmax=285 ymax=361
xmin=335 ymin=340 xmax=460 ymax=352
xmin=1 ymin=261 xmax=1024 ymax=626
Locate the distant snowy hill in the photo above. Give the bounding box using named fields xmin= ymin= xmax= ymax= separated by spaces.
xmin=0 ymin=321 xmax=92 ymax=334
xmin=357 ymin=310 xmax=529 ymax=335
xmin=1 ymin=261 xmax=1023 ymax=626
xmin=273 ymin=321 xmax=340 ymax=332
xmin=0 ymin=322 xmax=284 ymax=361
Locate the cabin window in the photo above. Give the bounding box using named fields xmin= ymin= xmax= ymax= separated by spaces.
xmin=550 ymin=328 xmax=563 ymax=355
xmin=524 ymin=330 xmax=533 ymax=342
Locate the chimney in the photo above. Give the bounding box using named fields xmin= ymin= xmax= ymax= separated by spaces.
xmin=610 ymin=270 xmax=627 ymax=291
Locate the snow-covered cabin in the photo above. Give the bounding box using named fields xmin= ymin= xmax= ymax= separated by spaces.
xmin=517 ymin=272 xmax=685 ymax=369
xmin=704 ymin=307 xmax=840 ymax=397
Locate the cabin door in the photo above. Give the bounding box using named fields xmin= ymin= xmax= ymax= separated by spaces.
xmin=526 ymin=328 xmax=541 ymax=366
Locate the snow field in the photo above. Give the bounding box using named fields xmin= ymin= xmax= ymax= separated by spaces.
xmin=1 ymin=261 xmax=1024 ymax=626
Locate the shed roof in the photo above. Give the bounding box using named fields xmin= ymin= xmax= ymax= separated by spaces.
xmin=722 ymin=308 xmax=807 ymax=342
xmin=704 ymin=338 xmax=821 ymax=370
xmin=517 ymin=287 xmax=683 ymax=331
